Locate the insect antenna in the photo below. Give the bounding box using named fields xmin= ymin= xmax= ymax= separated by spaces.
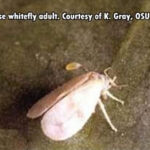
xmin=104 ymin=67 xmax=127 ymax=89
xmin=104 ymin=67 xmax=112 ymax=78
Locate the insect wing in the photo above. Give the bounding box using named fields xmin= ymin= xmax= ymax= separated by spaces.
xmin=41 ymin=79 xmax=103 ymax=141
xmin=27 ymin=72 xmax=95 ymax=119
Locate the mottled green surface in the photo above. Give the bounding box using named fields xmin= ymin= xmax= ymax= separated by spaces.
xmin=0 ymin=0 xmax=150 ymax=150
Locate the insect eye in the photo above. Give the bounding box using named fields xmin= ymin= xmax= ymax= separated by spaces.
xmin=107 ymin=82 xmax=112 ymax=88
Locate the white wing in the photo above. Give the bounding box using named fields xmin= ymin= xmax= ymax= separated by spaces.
xmin=41 ymin=79 xmax=103 ymax=141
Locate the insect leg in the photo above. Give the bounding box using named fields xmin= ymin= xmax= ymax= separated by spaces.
xmin=105 ymin=91 xmax=124 ymax=105
xmin=98 ymin=99 xmax=117 ymax=132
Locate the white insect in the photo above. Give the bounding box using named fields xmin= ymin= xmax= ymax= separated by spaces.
xmin=27 ymin=68 xmax=124 ymax=141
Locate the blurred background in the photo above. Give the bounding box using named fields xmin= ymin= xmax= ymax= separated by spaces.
xmin=0 ymin=0 xmax=150 ymax=150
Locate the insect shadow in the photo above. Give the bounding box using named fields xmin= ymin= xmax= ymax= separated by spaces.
xmin=0 ymin=85 xmax=54 ymax=130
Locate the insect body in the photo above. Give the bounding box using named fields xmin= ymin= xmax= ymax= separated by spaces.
xmin=27 ymin=71 xmax=124 ymax=141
